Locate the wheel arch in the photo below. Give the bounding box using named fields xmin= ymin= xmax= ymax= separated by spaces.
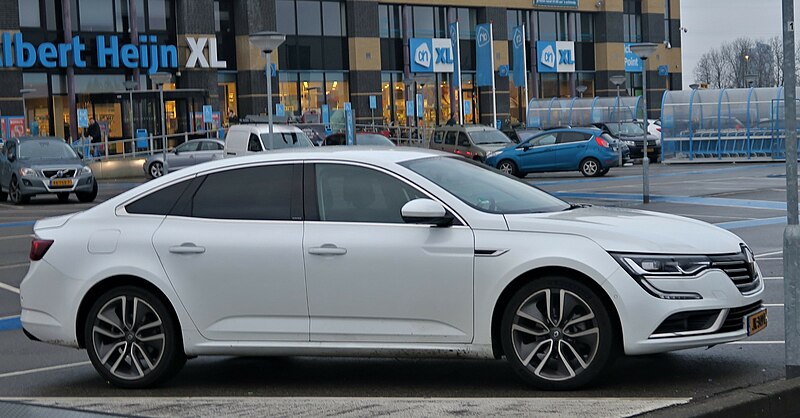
xmin=489 ymin=266 xmax=622 ymax=359
xmin=76 ymin=274 xmax=184 ymax=350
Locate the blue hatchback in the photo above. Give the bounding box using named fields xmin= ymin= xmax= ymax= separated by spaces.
xmin=485 ymin=127 xmax=622 ymax=177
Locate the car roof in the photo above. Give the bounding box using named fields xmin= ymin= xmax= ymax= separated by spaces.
xmin=186 ymin=138 xmax=225 ymax=144
xmin=539 ymin=127 xmax=602 ymax=135
xmin=228 ymin=124 xmax=303 ymax=133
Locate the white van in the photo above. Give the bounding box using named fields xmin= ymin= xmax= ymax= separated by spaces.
xmin=224 ymin=124 xmax=314 ymax=157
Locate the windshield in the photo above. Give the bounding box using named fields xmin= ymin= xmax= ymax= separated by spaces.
xmin=260 ymin=131 xmax=314 ymax=150
xmin=19 ymin=140 xmax=78 ymax=160
xmin=469 ymin=129 xmax=512 ymax=145
xmin=402 ymin=157 xmax=569 ymax=214
xmin=608 ymin=122 xmax=645 ymax=137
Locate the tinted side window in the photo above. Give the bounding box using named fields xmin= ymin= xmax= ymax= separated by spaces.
xmin=191 ymin=165 xmax=294 ymax=221
xmin=247 ymin=134 xmax=263 ymax=152
xmin=126 ymin=179 xmax=193 ymax=215
xmin=176 ymin=142 xmax=200 ymax=152
xmin=445 ymin=131 xmax=457 ymax=145
xmin=558 ymin=132 xmax=590 ymax=144
xmin=533 ymin=134 xmax=557 ymax=146
xmin=315 ymin=164 xmax=424 ymax=223
xmin=433 ymin=131 xmax=444 ymax=144
xmin=199 ymin=141 xmax=221 ymax=151
xmin=458 ymin=133 xmax=470 ymax=147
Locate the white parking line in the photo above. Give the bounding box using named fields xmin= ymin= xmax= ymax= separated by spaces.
xmin=726 ymin=341 xmax=785 ymax=345
xmin=0 ymin=362 xmax=91 ymax=379
xmin=0 ymin=262 xmax=30 ymax=270
xmin=763 ymin=277 xmax=783 ymax=280
xmin=756 ymin=250 xmax=783 ymax=258
xmin=0 ymin=315 xmax=20 ymax=321
xmin=0 ymin=234 xmax=32 ymax=241
xmin=0 ymin=282 xmax=20 ymax=294
xmin=764 ymin=303 xmax=784 ymax=307
xmin=756 ymin=257 xmax=783 ymax=261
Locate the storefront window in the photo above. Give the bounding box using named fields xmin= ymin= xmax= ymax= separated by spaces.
xmin=80 ymin=0 xmax=114 ymax=31
xmin=279 ymin=73 xmax=300 ymax=117
xmin=577 ymin=73 xmax=596 ymax=97
xmin=18 ymin=0 xmax=41 ymax=28
xmin=438 ymin=75 xmax=451 ymax=124
xmin=297 ymin=1 xmax=322 ymax=36
xmin=540 ymin=73 xmax=558 ymax=98
xmin=22 ymin=73 xmax=49 ymax=136
xmin=461 ymin=74 xmax=477 ymax=125
xmin=325 ymin=72 xmax=348 ymax=111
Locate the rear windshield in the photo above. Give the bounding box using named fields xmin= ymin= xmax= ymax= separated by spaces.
xmin=260 ymin=132 xmax=314 ymax=150
xmin=19 ymin=140 xmax=78 ymax=159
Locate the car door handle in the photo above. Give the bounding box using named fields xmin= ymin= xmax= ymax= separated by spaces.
xmin=169 ymin=243 xmax=206 ymax=254
xmin=308 ymin=244 xmax=347 ymax=256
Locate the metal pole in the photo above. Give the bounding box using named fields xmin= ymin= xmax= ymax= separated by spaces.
xmin=456 ymin=21 xmax=464 ymax=125
xmin=490 ymin=23 xmax=497 ymax=129
xmin=617 ymin=85 xmax=622 ymax=167
xmin=21 ymin=96 xmax=27 ymax=135
xmin=266 ymin=51 xmax=274 ymax=147
xmin=782 ymin=0 xmax=800 ymax=379
xmin=160 ymin=86 xmax=168 ymax=175
xmin=522 ymin=25 xmax=529 ymax=128
xmin=129 ymin=90 xmax=134 ymax=154
xmin=641 ymin=60 xmax=650 ymax=204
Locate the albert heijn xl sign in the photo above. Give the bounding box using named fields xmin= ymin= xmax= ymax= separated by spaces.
xmin=537 ymin=41 xmax=575 ymax=73
xmin=409 ymin=38 xmax=454 ymax=73
xmin=0 ymin=33 xmax=227 ymax=73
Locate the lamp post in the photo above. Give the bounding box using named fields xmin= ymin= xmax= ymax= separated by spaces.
xmin=610 ymin=75 xmax=627 ymax=167
xmin=743 ymin=54 xmax=751 ymax=88
xmin=249 ymin=31 xmax=286 ymax=146
xmin=629 ymin=42 xmax=659 ymax=204
xmin=150 ymin=72 xmax=172 ymax=176
xmin=576 ymin=85 xmax=588 ymax=98
xmin=19 ymin=88 xmax=36 ymax=135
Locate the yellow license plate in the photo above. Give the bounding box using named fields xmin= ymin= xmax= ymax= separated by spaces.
xmin=646 ymin=148 xmax=654 ymax=153
xmin=747 ymin=309 xmax=768 ymax=336
xmin=50 ymin=179 xmax=73 ymax=188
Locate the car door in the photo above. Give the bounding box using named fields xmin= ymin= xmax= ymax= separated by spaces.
xmin=555 ymin=131 xmax=592 ymax=170
xmin=303 ymin=162 xmax=475 ymax=343
xmin=195 ymin=141 xmax=222 ymax=164
xmin=0 ymin=142 xmax=12 ymax=189
xmin=515 ymin=132 xmax=559 ymax=172
xmin=170 ymin=141 xmax=200 ymax=170
xmin=443 ymin=130 xmax=457 ymax=154
xmin=152 ymin=163 xmax=309 ymax=341
xmin=455 ymin=132 xmax=472 ymax=158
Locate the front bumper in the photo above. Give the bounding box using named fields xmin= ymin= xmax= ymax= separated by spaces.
xmin=626 ymin=144 xmax=662 ymax=160
xmin=18 ymin=174 xmax=95 ymax=196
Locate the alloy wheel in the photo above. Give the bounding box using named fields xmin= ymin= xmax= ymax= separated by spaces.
xmin=149 ymin=162 xmax=164 ymax=178
xmin=510 ymin=288 xmax=600 ymax=382
xmin=581 ymin=159 xmax=599 ymax=176
xmin=91 ymin=296 xmax=166 ymax=381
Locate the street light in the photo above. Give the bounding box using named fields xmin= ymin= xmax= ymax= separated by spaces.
xmin=150 ymin=72 xmax=171 ymax=176
xmin=249 ymin=31 xmax=286 ymax=146
xmin=629 ymin=42 xmax=659 ymax=204
xmin=610 ymin=75 xmax=627 ymax=167
xmin=19 ymin=88 xmax=36 ymax=135
xmin=576 ymin=85 xmax=588 ymax=98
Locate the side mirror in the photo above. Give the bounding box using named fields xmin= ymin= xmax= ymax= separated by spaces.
xmin=401 ymin=198 xmax=454 ymax=227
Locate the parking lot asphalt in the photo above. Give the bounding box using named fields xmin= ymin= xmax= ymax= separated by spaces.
xmin=0 ymin=163 xmax=794 ymax=417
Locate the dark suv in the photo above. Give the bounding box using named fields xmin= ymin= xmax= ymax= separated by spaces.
xmin=593 ymin=120 xmax=661 ymax=162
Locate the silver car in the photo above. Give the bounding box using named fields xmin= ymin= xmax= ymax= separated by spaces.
xmin=0 ymin=136 xmax=97 ymax=204
xmin=144 ymin=139 xmax=225 ymax=178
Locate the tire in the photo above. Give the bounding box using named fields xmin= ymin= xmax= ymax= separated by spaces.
xmin=599 ymin=168 xmax=610 ymax=177
xmin=0 ymin=187 xmax=6 ymax=202
xmin=84 ymin=286 xmax=186 ymax=388
xmin=148 ymin=161 xmax=164 ymax=178
xmin=9 ymin=177 xmax=29 ymax=205
xmin=57 ymin=192 xmax=70 ymax=203
xmin=580 ymin=158 xmax=601 ymax=177
xmin=500 ymin=277 xmax=616 ymax=390
xmin=76 ymin=181 xmax=98 ymax=203
xmin=498 ymin=160 xmax=520 ymax=177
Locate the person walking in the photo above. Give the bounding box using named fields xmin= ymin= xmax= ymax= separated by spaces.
xmin=86 ymin=118 xmax=102 ymax=157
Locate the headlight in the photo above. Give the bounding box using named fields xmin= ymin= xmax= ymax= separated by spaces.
xmin=486 ymin=150 xmax=502 ymax=159
xmin=623 ymin=140 xmax=636 ymax=146
xmin=610 ymin=253 xmax=710 ymax=300
xmin=81 ymin=166 xmax=92 ymax=175
xmin=19 ymin=167 xmax=36 ymax=177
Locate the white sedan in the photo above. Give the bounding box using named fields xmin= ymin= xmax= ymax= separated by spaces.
xmin=20 ymin=148 xmax=766 ymax=389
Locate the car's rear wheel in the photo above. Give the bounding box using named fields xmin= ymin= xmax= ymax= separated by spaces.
xmin=149 ymin=162 xmax=164 ymax=178
xmin=498 ymin=160 xmax=520 ymax=177
xmin=500 ymin=277 xmax=615 ymax=390
xmin=580 ymin=158 xmax=601 ymax=177
xmin=9 ymin=177 xmax=29 ymax=205
xmin=76 ymin=182 xmax=98 ymax=203
xmin=57 ymin=192 xmax=70 ymax=203
xmin=84 ymin=286 xmax=185 ymax=388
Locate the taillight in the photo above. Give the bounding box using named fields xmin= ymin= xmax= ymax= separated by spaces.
xmin=30 ymin=239 xmax=54 ymax=261
xmin=657 ymin=127 xmax=662 ymax=132
xmin=595 ymin=136 xmax=610 ymax=148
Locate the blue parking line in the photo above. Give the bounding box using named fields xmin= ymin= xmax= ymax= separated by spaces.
xmin=534 ymin=163 xmax=776 ymax=186
xmin=554 ymin=192 xmax=786 ymax=211
xmin=0 ymin=316 xmax=21 ymax=331
xmin=0 ymin=221 xmax=35 ymax=228
xmin=715 ymin=217 xmax=787 ymax=230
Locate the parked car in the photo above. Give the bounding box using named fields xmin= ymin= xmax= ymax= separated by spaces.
xmin=485 ymin=127 xmax=623 ymax=177
xmin=323 ymin=133 xmax=395 ymax=147
xmin=428 ymin=125 xmax=513 ymax=162
xmin=0 ymin=136 xmax=97 ymax=204
xmin=20 ymin=148 xmax=766 ymax=390
xmin=224 ymin=124 xmax=314 ymax=157
xmin=144 ymin=139 xmax=225 ymax=178
xmin=593 ymin=121 xmax=661 ymax=162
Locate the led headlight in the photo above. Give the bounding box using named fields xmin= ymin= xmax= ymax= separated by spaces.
xmin=610 ymin=253 xmax=710 ymax=300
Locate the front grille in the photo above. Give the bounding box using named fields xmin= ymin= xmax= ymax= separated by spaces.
xmin=709 ymin=251 xmax=760 ymax=294
xmin=652 ymin=309 xmax=721 ymax=336
xmin=42 ymin=169 xmax=77 ymax=178
xmin=718 ymin=301 xmax=763 ymax=334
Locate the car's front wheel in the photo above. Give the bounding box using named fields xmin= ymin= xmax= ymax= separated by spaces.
xmin=500 ymin=277 xmax=616 ymax=390
xmin=76 ymin=182 xmax=98 ymax=203
xmin=8 ymin=177 xmax=29 ymax=205
xmin=579 ymin=158 xmax=601 ymax=177
xmin=149 ymin=161 xmax=164 ymax=178
xmin=498 ymin=160 xmax=520 ymax=177
xmin=84 ymin=286 xmax=185 ymax=388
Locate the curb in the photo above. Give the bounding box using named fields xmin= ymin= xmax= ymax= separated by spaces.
xmin=637 ymin=377 xmax=800 ymax=418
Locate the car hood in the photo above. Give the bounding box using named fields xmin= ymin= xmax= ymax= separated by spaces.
xmin=24 ymin=158 xmax=85 ymax=169
xmin=479 ymin=143 xmax=514 ymax=153
xmin=504 ymin=206 xmax=743 ymax=254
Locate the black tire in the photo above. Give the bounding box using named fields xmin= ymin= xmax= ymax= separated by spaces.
xmin=500 ymin=277 xmax=616 ymax=390
xmin=57 ymin=192 xmax=70 ymax=203
xmin=579 ymin=158 xmax=602 ymax=177
xmin=76 ymin=181 xmax=98 ymax=203
xmin=9 ymin=177 xmax=29 ymax=205
xmin=0 ymin=187 xmax=6 ymax=202
xmin=148 ymin=161 xmax=164 ymax=179
xmin=84 ymin=286 xmax=186 ymax=388
xmin=498 ymin=159 xmax=520 ymax=177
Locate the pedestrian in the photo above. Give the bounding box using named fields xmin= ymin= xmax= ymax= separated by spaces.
xmin=445 ymin=112 xmax=456 ymax=126
xmin=228 ymin=109 xmax=237 ymax=125
xmin=86 ymin=118 xmax=102 ymax=157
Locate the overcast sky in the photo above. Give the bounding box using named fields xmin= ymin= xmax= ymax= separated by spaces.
xmin=681 ymin=0 xmax=799 ymax=88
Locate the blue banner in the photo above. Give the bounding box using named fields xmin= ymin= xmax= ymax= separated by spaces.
xmin=449 ymin=22 xmax=460 ymax=86
xmin=344 ymin=102 xmax=354 ymax=145
xmin=202 ymin=105 xmax=213 ymax=123
xmin=512 ymin=26 xmax=526 ymax=86
xmin=406 ymin=100 xmax=414 ymax=117
xmin=77 ymin=108 xmax=89 ymax=128
xmin=624 ymin=43 xmax=643 ymax=73
xmin=275 ymin=103 xmax=285 ymax=117
xmin=475 ymin=23 xmax=494 ymax=87
xmin=463 ymin=100 xmax=472 ymax=115
xmin=416 ymin=94 xmax=424 ymax=118
xmin=369 ymin=95 xmax=377 ymax=109
xmin=321 ymin=104 xmax=330 ymax=125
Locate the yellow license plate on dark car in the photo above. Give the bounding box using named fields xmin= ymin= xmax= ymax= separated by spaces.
xmin=50 ymin=179 xmax=73 ymax=188
xmin=747 ymin=309 xmax=768 ymax=336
